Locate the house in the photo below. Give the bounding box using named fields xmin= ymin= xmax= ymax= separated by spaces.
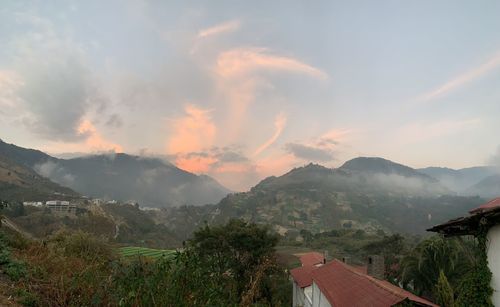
xmin=291 ymin=252 xmax=437 ymax=307
xmin=428 ymin=197 xmax=500 ymax=306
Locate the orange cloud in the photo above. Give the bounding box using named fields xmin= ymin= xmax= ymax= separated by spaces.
xmin=167 ymin=104 xmax=217 ymax=154
xmin=78 ymin=120 xmax=123 ymax=152
xmin=254 ymin=112 xmax=287 ymax=156
xmin=175 ymin=155 xmax=218 ymax=174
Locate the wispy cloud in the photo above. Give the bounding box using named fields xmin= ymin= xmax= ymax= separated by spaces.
xmin=216 ymin=48 xmax=328 ymax=80
xmin=198 ymin=20 xmax=241 ymax=38
xmin=419 ymin=52 xmax=500 ymax=102
xmin=254 ymin=112 xmax=287 ymax=156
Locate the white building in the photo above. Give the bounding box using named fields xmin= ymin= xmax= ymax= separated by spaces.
xmin=45 ymin=200 xmax=76 ymax=214
xmin=23 ymin=201 xmax=44 ymax=207
xmin=429 ymin=197 xmax=500 ymax=306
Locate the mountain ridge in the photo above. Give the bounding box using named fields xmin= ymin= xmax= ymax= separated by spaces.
xmin=0 ymin=139 xmax=230 ymax=206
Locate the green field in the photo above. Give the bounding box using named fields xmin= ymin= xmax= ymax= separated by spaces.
xmin=118 ymin=246 xmax=176 ymax=259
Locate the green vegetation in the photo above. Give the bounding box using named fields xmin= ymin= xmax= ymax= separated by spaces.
xmin=455 ymin=227 xmax=493 ymax=307
xmin=118 ymin=246 xmax=175 ymax=259
xmin=0 ymin=219 xmax=290 ymax=306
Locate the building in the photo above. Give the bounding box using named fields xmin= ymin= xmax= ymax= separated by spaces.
xmin=45 ymin=200 xmax=76 ymax=214
xmin=428 ymin=197 xmax=500 ymax=306
xmin=291 ymin=252 xmax=436 ymax=307
xmin=22 ymin=201 xmax=44 ymax=207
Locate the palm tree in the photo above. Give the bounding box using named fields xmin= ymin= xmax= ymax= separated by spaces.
xmin=399 ymin=236 xmax=476 ymax=299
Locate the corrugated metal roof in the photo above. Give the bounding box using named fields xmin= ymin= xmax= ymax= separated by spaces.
xmin=470 ymin=197 xmax=500 ymax=214
xmin=299 ymin=252 xmax=325 ymax=266
xmin=310 ymin=260 xmax=437 ymax=307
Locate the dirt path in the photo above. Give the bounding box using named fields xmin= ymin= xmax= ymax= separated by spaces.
xmin=1 ymin=217 xmax=34 ymax=240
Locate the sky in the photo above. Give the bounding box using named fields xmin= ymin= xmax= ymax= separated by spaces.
xmin=1 ymin=0 xmax=500 ymax=191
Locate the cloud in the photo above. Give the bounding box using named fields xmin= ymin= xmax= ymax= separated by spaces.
xmin=18 ymin=54 xmax=95 ymax=141
xmin=105 ymin=114 xmax=123 ymax=128
xmin=419 ymin=52 xmax=500 ymax=102
xmin=77 ymin=119 xmax=123 ymax=152
xmin=167 ymin=104 xmax=217 ymax=154
xmin=284 ymin=143 xmax=335 ymax=162
xmin=34 ymin=160 xmax=75 ymax=187
xmin=198 ymin=20 xmax=241 ymax=38
xmin=216 ymin=48 xmax=328 ymax=80
xmin=282 ymin=128 xmax=349 ymax=162
xmin=254 ymin=112 xmax=287 ymax=156
xmin=0 ymin=70 xmax=23 ymax=109
xmin=6 ymin=12 xmax=109 ymax=142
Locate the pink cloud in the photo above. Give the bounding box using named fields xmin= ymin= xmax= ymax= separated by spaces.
xmin=198 ymin=20 xmax=241 ymax=38
xmin=216 ymin=48 xmax=328 ymax=80
xmin=254 ymin=112 xmax=287 ymax=156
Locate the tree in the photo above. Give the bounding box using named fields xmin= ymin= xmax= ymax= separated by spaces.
xmin=399 ymin=236 xmax=476 ymax=299
xmin=434 ymin=270 xmax=454 ymax=307
xmin=188 ymin=219 xmax=281 ymax=300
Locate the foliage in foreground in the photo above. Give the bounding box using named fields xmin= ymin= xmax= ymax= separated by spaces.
xmin=0 ymin=219 xmax=291 ymax=306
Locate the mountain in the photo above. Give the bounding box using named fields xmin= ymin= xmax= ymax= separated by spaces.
xmin=418 ymin=166 xmax=499 ymax=196
xmin=158 ymin=158 xmax=481 ymax=238
xmin=0 ymin=139 xmax=230 ymax=207
xmin=0 ymin=154 xmax=79 ymax=202
xmin=466 ymin=174 xmax=500 ymax=199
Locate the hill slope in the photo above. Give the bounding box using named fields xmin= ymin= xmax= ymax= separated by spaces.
xmin=466 ymin=174 xmax=500 ymax=199
xmin=0 ymin=139 xmax=230 ymax=207
xmin=0 ymin=154 xmax=79 ymax=202
xmin=418 ymin=166 xmax=499 ymax=196
xmin=161 ymin=159 xmax=482 ymax=238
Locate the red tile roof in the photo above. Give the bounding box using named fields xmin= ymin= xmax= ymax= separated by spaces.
xmin=298 ymin=252 xmax=325 ymax=266
xmin=290 ymin=265 xmax=316 ymax=288
xmin=470 ymin=197 xmax=500 ymax=214
xmin=311 ymin=260 xmax=437 ymax=307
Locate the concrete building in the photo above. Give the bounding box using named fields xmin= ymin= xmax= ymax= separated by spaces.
xmin=45 ymin=200 xmax=76 ymax=214
xmin=291 ymin=252 xmax=436 ymax=307
xmin=428 ymin=197 xmax=500 ymax=306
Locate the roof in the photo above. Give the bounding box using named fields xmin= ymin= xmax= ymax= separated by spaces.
xmin=470 ymin=197 xmax=500 ymax=214
xmin=298 ymin=252 xmax=325 ymax=266
xmin=428 ymin=197 xmax=500 ymax=236
xmin=290 ymin=265 xmax=316 ymax=288
xmin=311 ymin=260 xmax=437 ymax=307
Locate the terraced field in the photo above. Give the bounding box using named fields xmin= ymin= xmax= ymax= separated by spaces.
xmin=118 ymin=246 xmax=176 ymax=259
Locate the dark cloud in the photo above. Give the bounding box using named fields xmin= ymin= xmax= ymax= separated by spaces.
xmin=18 ymin=54 xmax=95 ymax=141
xmin=105 ymin=114 xmax=123 ymax=128
xmin=284 ymin=143 xmax=335 ymax=162
xmin=212 ymin=146 xmax=248 ymax=163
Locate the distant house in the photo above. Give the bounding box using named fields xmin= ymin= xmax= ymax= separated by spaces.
xmin=428 ymin=197 xmax=500 ymax=306
xmin=45 ymin=200 xmax=76 ymax=214
xmin=291 ymin=252 xmax=436 ymax=307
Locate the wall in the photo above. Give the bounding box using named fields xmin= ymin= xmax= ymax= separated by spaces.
xmin=312 ymin=282 xmax=332 ymax=307
xmin=487 ymin=224 xmax=500 ymax=306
